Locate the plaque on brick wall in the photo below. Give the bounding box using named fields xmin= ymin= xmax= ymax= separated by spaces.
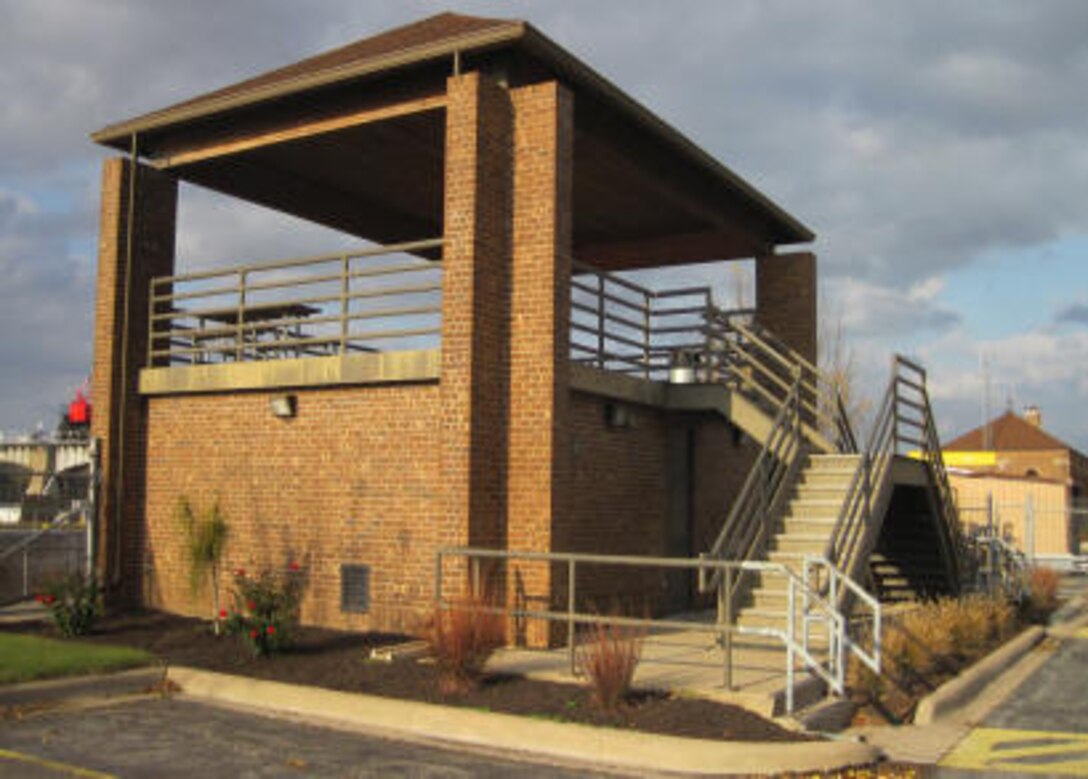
xmin=340 ymin=564 xmax=370 ymax=613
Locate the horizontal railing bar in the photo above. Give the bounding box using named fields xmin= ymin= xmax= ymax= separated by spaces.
xmin=571 ymin=262 xmax=653 ymax=297
xmin=652 ymin=305 xmax=709 ymax=316
xmin=153 ymin=237 xmax=444 ymax=285
xmin=652 ymin=286 xmax=711 ymax=298
xmin=155 ymin=284 xmax=240 ymax=304
xmin=440 ymin=546 xmax=794 ymax=573
xmin=895 ymin=376 xmax=925 ymax=393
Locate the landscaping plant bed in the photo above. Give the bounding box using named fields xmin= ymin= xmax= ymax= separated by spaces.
xmin=3 ymin=610 xmax=812 ymax=743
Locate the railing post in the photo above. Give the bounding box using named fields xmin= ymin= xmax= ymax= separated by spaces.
xmin=568 ymin=559 xmax=577 ymax=676
xmin=147 ymin=284 xmax=156 ymax=367
xmin=863 ymin=451 xmax=871 ymax=526
xmin=236 ymin=269 xmax=247 ymax=362
xmin=340 ymin=253 xmax=350 ymax=355
xmin=643 ymin=290 xmax=651 ymax=379
xmin=720 ymin=567 xmax=734 ymax=691
xmin=596 ymin=274 xmax=605 ymax=369
xmin=786 ymin=575 xmax=796 ymax=714
xmin=891 ymin=358 xmax=900 ymax=454
xmin=22 ymin=548 xmax=28 ymax=598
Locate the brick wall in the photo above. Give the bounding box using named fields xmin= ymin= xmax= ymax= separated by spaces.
xmin=756 ymin=252 xmax=817 ymax=367
xmin=564 ymin=393 xmax=757 ymax=616
xmin=440 ymin=73 xmax=512 ymax=583
xmin=506 ymin=82 xmax=574 ymax=642
xmin=90 ymin=158 xmax=177 ymax=602
xmin=141 ymin=385 xmax=441 ymax=632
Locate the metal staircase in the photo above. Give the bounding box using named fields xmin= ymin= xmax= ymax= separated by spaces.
xmin=568 ymin=264 xmax=966 ymax=708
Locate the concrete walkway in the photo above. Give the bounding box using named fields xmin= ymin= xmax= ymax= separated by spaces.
xmin=488 ymin=617 xmax=828 ymax=717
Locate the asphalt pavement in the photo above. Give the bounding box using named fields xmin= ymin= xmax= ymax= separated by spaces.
xmin=0 ymin=697 xmax=613 ymax=779
xmin=935 ymin=575 xmax=1088 ymax=778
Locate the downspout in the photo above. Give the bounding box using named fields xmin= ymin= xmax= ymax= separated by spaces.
xmin=111 ymin=132 xmax=139 ymax=588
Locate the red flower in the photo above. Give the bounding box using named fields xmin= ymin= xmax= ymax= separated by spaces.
xmin=266 ymin=625 xmax=276 ymax=635
xmin=288 ymin=561 xmax=300 ymax=572
xmin=235 ymin=568 xmax=246 ymax=577
xmin=218 ymin=609 xmax=228 ymax=619
xmin=44 ymin=595 xmax=56 ymax=605
xmin=247 ymin=601 xmax=256 ymax=612
xmin=249 ymin=629 xmax=259 ymax=639
xmin=34 ymin=594 xmax=44 ymax=603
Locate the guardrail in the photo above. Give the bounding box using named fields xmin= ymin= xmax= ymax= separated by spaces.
xmin=435 ymin=546 xmax=860 ymax=713
xmin=570 ymin=261 xmax=855 ymax=455
xmin=826 ymin=356 xmax=965 ymax=591
xmin=148 ymin=238 xmax=443 ymax=366
xmin=702 ymin=375 xmax=805 ymax=600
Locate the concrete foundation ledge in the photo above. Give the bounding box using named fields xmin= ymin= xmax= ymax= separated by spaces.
xmin=913 ymin=626 xmax=1045 ymax=726
xmin=169 ymin=666 xmax=882 ymax=776
xmin=0 ymin=666 xmax=164 ymax=708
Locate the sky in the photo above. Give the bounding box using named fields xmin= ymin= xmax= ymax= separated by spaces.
xmin=1 ymin=0 xmax=1086 ymax=450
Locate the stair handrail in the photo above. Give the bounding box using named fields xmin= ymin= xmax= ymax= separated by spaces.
xmin=702 ymin=372 xmax=806 ymax=597
xmin=891 ymin=357 xmax=966 ymax=589
xmin=825 ymin=370 xmax=898 ymax=579
xmin=802 ymin=554 xmax=882 ymax=690
xmin=708 ymin=314 xmax=857 ymax=454
xmin=827 ymin=356 xmax=966 ymax=590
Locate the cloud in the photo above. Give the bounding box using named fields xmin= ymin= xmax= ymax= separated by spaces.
xmin=1 ymin=0 xmax=1087 ymax=444
xmin=828 ymin=276 xmax=960 ymax=338
xmin=920 ymin=326 xmax=1088 ymax=449
xmin=1056 ymin=302 xmax=1088 ymax=325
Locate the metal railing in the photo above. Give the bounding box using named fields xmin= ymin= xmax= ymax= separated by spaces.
xmin=0 ymin=440 xmax=99 ymax=604
xmin=966 ymin=532 xmax=1027 ymax=600
xmin=148 ymin=238 xmax=443 ymax=366
xmin=435 ymin=546 xmax=858 ymax=713
xmin=569 ymin=260 xmax=744 ymax=379
xmin=702 ymin=375 xmax=805 ymax=599
xmin=802 ymin=555 xmax=882 ymax=683
xmin=570 ymin=262 xmax=855 ymax=455
xmin=826 ymin=356 xmax=965 ymax=589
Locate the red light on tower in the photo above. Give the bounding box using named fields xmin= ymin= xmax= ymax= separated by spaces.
xmin=68 ymin=390 xmax=91 ymax=426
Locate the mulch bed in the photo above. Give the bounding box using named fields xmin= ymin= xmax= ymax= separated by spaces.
xmin=4 ymin=610 xmax=814 ymax=743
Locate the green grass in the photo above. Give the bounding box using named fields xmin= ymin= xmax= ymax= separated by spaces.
xmin=0 ymin=633 xmax=153 ymax=685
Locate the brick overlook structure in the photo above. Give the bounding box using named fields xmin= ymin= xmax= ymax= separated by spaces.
xmin=89 ymin=13 xmax=838 ymax=638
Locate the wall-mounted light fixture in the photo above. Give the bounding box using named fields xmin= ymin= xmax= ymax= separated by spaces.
xmin=270 ymin=394 xmax=297 ymax=419
xmin=604 ymin=401 xmax=633 ymax=430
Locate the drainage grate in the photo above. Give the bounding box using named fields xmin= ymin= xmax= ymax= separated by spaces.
xmin=340 ymin=563 xmax=370 ymax=613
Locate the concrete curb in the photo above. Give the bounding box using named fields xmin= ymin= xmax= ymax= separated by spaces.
xmin=913 ymin=626 xmax=1045 ymax=725
xmin=169 ymin=666 xmax=882 ymax=776
xmin=0 ymin=666 xmax=163 ymax=707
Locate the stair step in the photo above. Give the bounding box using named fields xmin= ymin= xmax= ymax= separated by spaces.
xmin=791 ymin=484 xmax=851 ymax=501
xmin=772 ymin=536 xmax=829 ymax=555
xmin=786 ymin=501 xmax=847 ymax=519
xmin=783 ymin=518 xmax=838 ymax=534
xmin=807 ymin=455 xmax=862 ymax=470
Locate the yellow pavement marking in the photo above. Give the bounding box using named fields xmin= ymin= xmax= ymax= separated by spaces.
xmin=942 ymin=727 xmax=1088 ymax=776
xmin=0 ymin=748 xmax=116 ymax=778
xmin=1073 ymin=627 xmax=1088 ymax=640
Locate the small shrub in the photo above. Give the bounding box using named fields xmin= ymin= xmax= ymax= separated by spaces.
xmin=578 ymin=619 xmax=644 ymax=711
xmin=37 ymin=574 xmax=101 ymax=637
xmin=224 ymin=562 xmax=304 ymax=656
xmin=424 ymin=591 xmax=506 ymax=695
xmin=1025 ymin=566 xmax=1061 ymax=622
xmin=176 ymin=497 xmax=229 ymax=635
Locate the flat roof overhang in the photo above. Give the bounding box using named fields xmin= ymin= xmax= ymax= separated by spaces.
xmin=93 ymin=19 xmax=814 ymax=269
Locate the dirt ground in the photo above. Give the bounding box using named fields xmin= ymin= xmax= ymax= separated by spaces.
xmin=5 ymin=610 xmax=814 ymax=743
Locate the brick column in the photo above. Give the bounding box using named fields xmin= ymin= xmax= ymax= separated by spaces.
xmin=90 ymin=158 xmax=177 ymax=601
xmin=755 ymin=252 xmax=817 ymax=367
xmin=439 ymin=73 xmax=513 ymax=595
xmin=506 ymin=82 xmax=574 ymax=646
